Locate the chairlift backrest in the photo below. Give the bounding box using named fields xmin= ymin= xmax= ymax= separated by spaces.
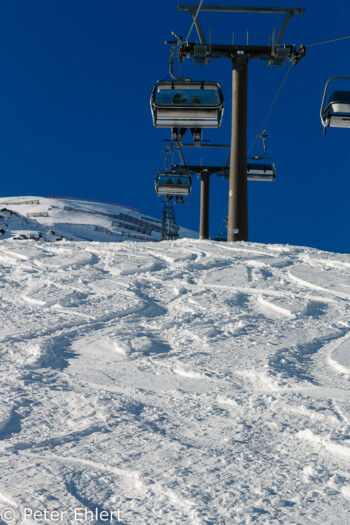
xmin=247 ymin=161 xmax=276 ymax=181
xmin=328 ymin=91 xmax=350 ymax=105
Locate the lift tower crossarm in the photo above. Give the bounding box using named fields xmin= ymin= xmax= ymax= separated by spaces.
xmin=183 ymin=42 xmax=276 ymax=60
xmin=179 ymin=5 xmax=304 ymax=61
xmin=179 ymin=5 xmax=304 ymax=13
xmin=179 ymin=5 xmax=304 ymax=46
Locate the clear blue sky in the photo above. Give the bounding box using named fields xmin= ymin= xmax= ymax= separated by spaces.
xmin=1 ymin=0 xmax=350 ymax=253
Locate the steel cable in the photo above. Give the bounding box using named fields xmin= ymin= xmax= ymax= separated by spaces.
xmin=306 ymin=34 xmax=350 ymax=47
xmin=185 ymin=0 xmax=204 ymax=43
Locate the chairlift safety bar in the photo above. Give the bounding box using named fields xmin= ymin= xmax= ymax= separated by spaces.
xmin=171 ymin=142 xmax=231 ymax=148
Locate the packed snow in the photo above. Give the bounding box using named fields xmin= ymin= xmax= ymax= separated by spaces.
xmin=1 ymin=222 xmax=350 ymax=523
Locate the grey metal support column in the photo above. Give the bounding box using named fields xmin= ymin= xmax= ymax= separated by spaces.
xmin=199 ymin=172 xmax=210 ymax=239
xmin=227 ymin=56 xmax=248 ymax=242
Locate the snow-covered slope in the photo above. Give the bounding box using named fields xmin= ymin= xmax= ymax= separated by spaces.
xmin=1 ymin=238 xmax=350 ymax=524
xmin=0 ymin=196 xmax=197 ymax=242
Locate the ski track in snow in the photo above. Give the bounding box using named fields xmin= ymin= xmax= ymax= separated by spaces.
xmin=1 ymin=238 xmax=350 ymax=524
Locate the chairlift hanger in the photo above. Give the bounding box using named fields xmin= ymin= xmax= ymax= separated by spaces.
xmin=163 ymin=143 xmax=187 ymax=170
xmin=320 ymin=77 xmax=350 ymax=133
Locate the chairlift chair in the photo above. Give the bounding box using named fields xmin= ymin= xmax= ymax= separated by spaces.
xmin=247 ymin=131 xmax=276 ymax=181
xmin=321 ymin=77 xmax=350 ymax=132
xmin=150 ymin=80 xmax=224 ymax=128
xmin=247 ymin=161 xmax=276 ymax=181
xmin=155 ymin=169 xmax=192 ymax=197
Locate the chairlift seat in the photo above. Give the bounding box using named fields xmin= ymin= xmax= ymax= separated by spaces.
xmin=151 ymin=80 xmax=224 ymax=128
xmin=155 ymin=170 xmax=192 ymax=197
xmin=323 ymin=90 xmax=350 ymax=128
xmin=247 ymin=162 xmax=276 ymax=181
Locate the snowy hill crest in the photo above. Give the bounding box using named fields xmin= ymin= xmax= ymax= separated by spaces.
xmin=0 ymin=196 xmax=197 ymax=242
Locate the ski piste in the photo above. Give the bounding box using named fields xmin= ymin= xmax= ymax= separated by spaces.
xmin=0 ymin=231 xmax=350 ymax=523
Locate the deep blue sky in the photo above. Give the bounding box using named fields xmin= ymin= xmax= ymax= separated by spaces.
xmin=1 ymin=0 xmax=350 ymax=253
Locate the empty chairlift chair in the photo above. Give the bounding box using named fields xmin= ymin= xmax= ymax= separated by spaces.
xmin=321 ymin=77 xmax=350 ymax=132
xmin=150 ymin=80 xmax=224 ymax=129
xmin=247 ymin=161 xmax=276 ymax=181
xmin=247 ymin=132 xmax=276 ymax=181
xmin=155 ymin=170 xmax=192 ymax=197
